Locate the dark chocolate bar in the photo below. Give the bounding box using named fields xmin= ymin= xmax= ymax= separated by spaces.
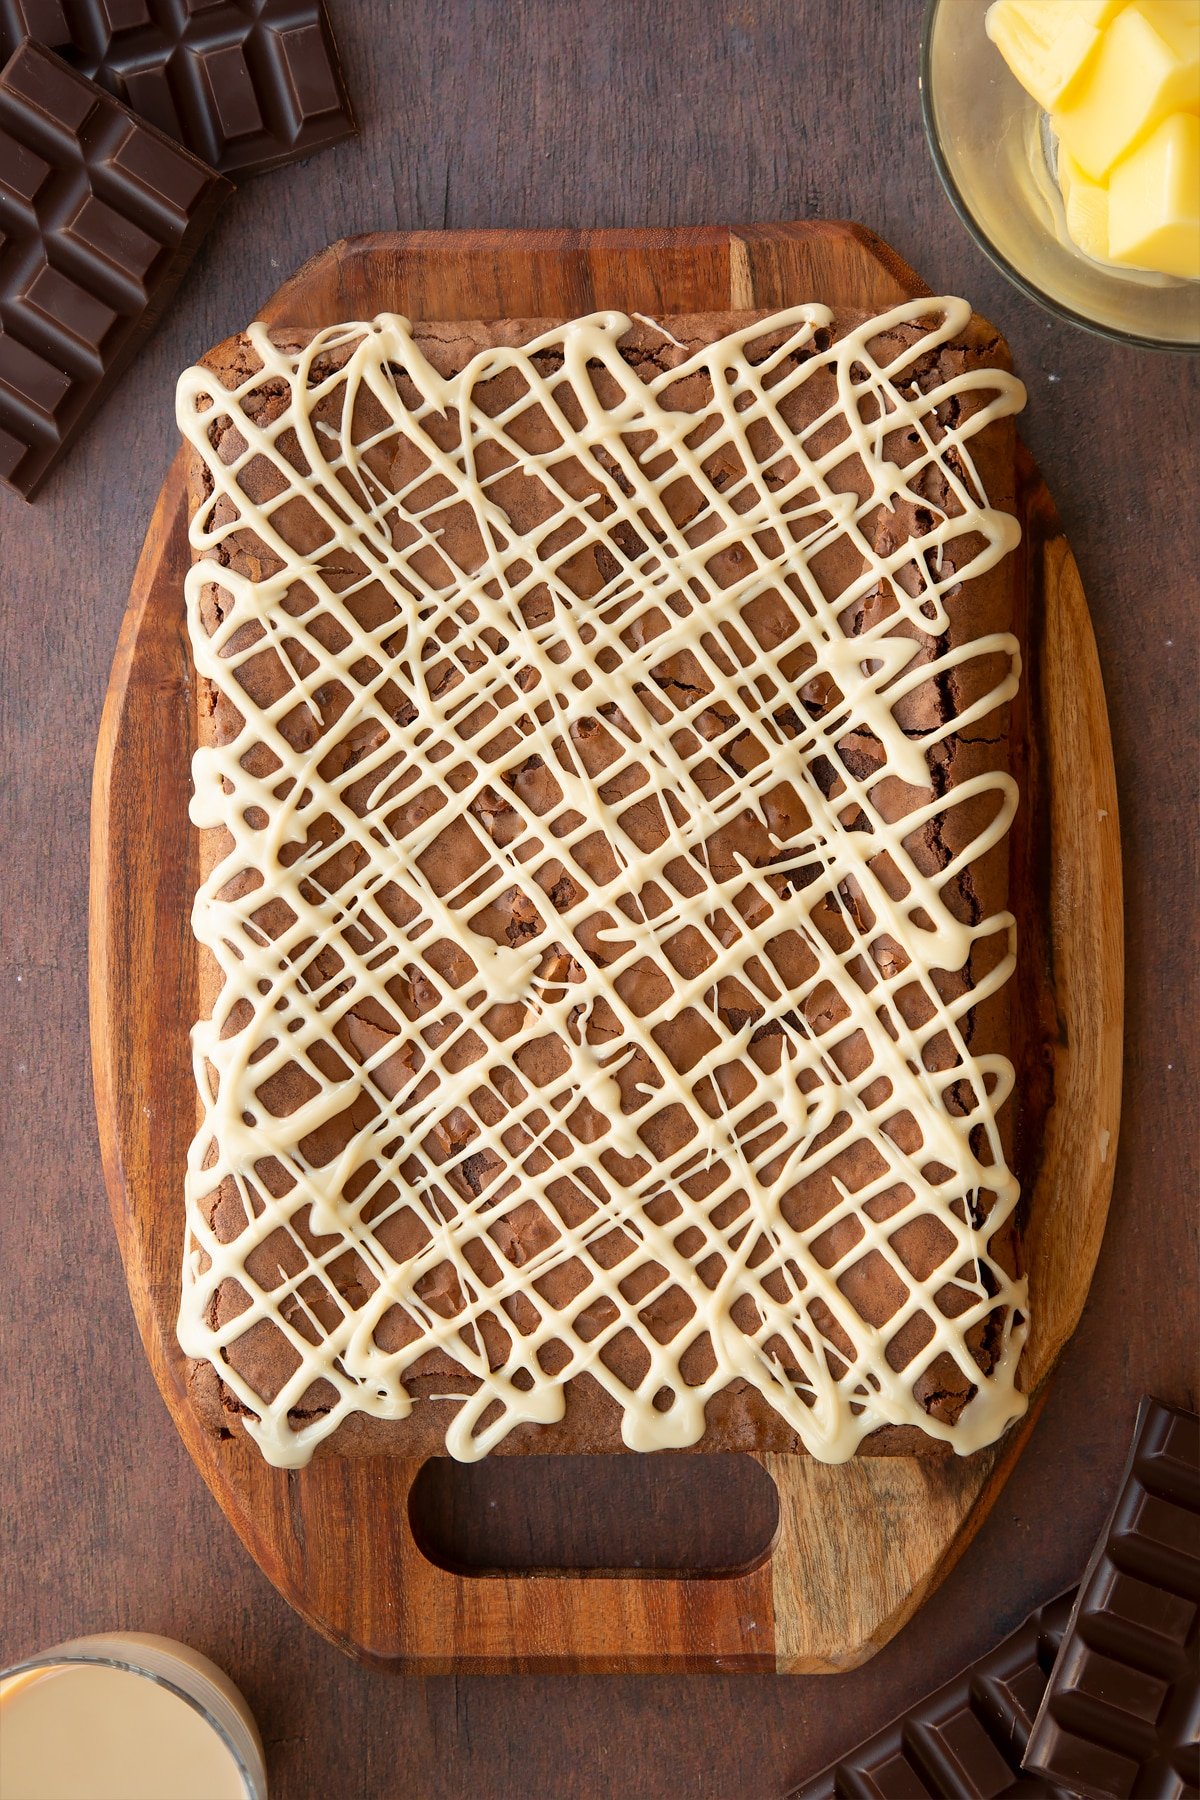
xmin=1024 ymin=1398 xmax=1200 ymax=1800
xmin=0 ymin=1 xmax=355 ymax=176
xmin=789 ymin=1593 xmax=1079 ymax=1799
xmin=0 ymin=40 xmax=230 ymax=498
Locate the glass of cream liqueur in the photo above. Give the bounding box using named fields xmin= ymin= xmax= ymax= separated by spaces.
xmin=0 ymin=1634 xmax=267 ymax=1800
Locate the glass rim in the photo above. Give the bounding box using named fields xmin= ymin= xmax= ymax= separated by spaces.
xmin=0 ymin=1641 xmax=267 ymax=1800
xmin=919 ymin=0 xmax=1200 ymax=355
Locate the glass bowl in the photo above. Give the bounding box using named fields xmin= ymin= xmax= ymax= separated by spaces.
xmin=920 ymin=0 xmax=1200 ymax=351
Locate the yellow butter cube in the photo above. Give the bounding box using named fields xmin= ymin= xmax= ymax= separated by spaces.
xmin=1108 ymin=111 xmax=1200 ymax=277
xmin=1057 ymin=147 xmax=1114 ymax=263
xmin=1138 ymin=0 xmax=1200 ymax=33
xmin=1053 ymin=2 xmax=1200 ymax=181
xmin=985 ymin=0 xmax=1126 ymax=112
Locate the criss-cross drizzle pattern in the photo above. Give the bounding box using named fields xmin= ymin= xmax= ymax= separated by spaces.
xmin=178 ymin=299 xmax=1029 ymax=1468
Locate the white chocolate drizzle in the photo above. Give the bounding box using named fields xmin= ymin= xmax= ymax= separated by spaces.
xmin=177 ymin=298 xmax=1029 ymax=1468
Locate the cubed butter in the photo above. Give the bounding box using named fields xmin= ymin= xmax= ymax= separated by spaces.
xmin=1057 ymin=147 xmax=1113 ymax=263
xmin=1053 ymin=2 xmax=1200 ymax=181
xmin=1108 ymin=111 xmax=1200 ymax=277
xmin=985 ymin=0 xmax=1126 ymax=113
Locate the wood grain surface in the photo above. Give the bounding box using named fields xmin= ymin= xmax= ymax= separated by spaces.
xmin=89 ymin=221 xmax=1118 ymax=1677
xmin=1 ymin=1 xmax=1195 ymax=1793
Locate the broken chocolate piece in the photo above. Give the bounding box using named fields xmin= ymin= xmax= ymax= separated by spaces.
xmin=790 ymin=1593 xmax=1078 ymax=1798
xmin=1023 ymin=1398 xmax=1200 ymax=1800
xmin=0 ymin=0 xmax=355 ymax=175
xmin=0 ymin=40 xmax=230 ymax=498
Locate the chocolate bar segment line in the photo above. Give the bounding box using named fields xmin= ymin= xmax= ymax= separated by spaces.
xmin=1023 ymin=1398 xmax=1200 ymax=1800
xmin=0 ymin=39 xmax=230 ymax=499
xmin=0 ymin=0 xmax=356 ymax=176
xmin=788 ymin=1593 xmax=1080 ymax=1798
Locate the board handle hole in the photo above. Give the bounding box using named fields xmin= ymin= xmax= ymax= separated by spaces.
xmin=408 ymin=1453 xmax=779 ymax=1579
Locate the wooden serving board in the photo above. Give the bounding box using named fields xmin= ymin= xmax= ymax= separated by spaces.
xmin=90 ymin=223 xmax=1123 ymax=1673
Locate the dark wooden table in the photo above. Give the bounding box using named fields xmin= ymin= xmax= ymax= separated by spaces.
xmin=2 ymin=3 xmax=1196 ymax=1795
